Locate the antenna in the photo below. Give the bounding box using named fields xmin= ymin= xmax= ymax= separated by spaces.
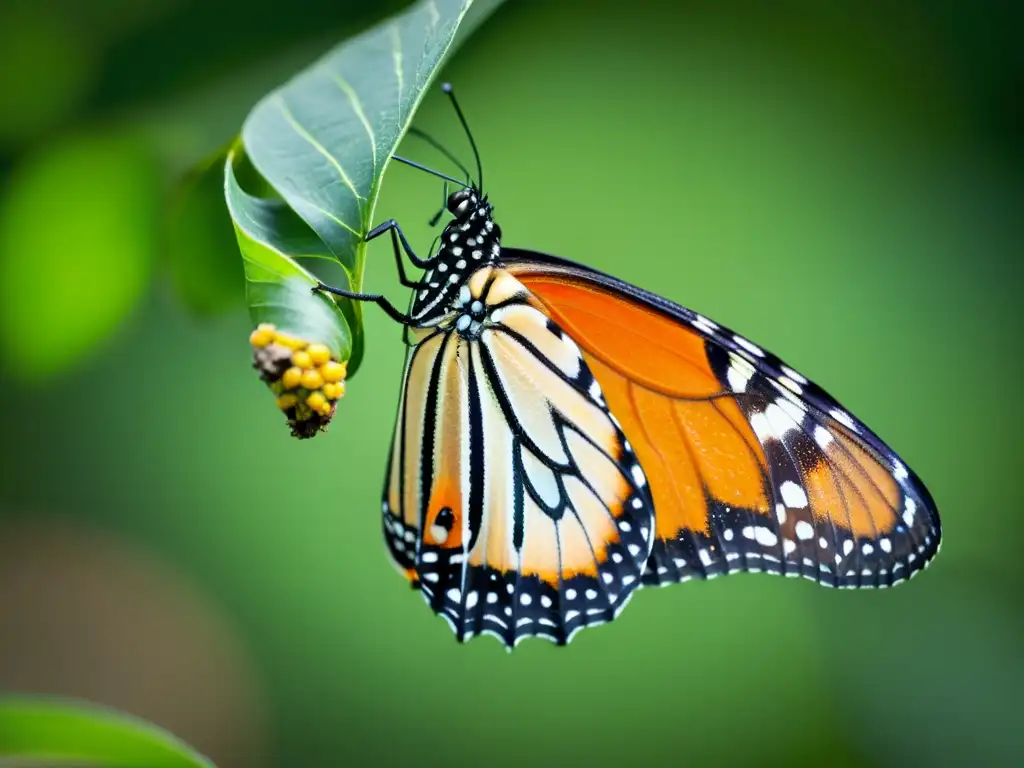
xmin=442 ymin=83 xmax=483 ymax=192
xmin=408 ymin=127 xmax=473 ymax=185
xmin=391 ymin=155 xmax=470 ymax=188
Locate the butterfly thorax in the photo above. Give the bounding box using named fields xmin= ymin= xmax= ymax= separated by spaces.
xmin=409 ymin=188 xmax=502 ymax=327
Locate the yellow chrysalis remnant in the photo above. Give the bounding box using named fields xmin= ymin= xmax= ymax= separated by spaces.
xmin=281 ymin=366 xmax=303 ymax=390
xmin=320 ymin=360 xmax=346 ymax=383
xmin=276 ymin=394 xmax=298 ymax=410
xmin=249 ymin=323 xmax=275 ymax=348
xmin=307 ymin=343 xmax=331 ymax=366
xmin=300 ymin=368 xmax=324 ymax=391
xmin=249 ymin=322 xmax=348 ymax=439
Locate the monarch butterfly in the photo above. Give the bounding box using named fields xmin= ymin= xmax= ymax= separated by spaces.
xmin=316 ymin=84 xmax=941 ymax=649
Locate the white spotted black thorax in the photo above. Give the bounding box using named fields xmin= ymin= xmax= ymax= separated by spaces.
xmin=409 ymin=194 xmax=502 ymax=327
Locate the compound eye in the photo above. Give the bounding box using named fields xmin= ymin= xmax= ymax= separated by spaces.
xmin=447 ymin=189 xmax=470 ymax=215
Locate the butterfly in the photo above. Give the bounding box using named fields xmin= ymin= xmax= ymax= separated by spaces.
xmin=315 ymin=84 xmax=941 ymax=649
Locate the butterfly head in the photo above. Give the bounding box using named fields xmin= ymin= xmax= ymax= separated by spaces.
xmin=447 ymin=187 xmax=491 ymax=222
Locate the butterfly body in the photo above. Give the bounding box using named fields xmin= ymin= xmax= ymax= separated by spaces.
xmin=408 ymin=189 xmax=502 ymax=328
xmin=317 ymin=87 xmax=941 ymax=649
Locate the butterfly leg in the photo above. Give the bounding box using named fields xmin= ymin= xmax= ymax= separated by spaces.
xmin=366 ymin=218 xmax=434 ymax=270
xmin=312 ymin=281 xmax=413 ymax=326
xmin=370 ymin=227 xmax=417 ymax=288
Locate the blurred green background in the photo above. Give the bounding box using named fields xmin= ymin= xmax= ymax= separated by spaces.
xmin=1 ymin=0 xmax=1022 ymax=766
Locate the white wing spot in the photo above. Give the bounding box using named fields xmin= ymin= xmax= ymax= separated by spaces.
xmin=750 ymin=412 xmax=773 ymax=443
xmin=446 ymin=588 xmax=461 ymax=602
xmin=781 ymin=366 xmax=808 ymax=385
xmin=880 ymin=537 xmax=892 ymax=553
xmin=843 ymin=539 xmax=854 ymax=556
xmin=830 ymin=408 xmax=857 ymax=430
xmin=540 ymin=595 xmax=552 ymax=608
xmin=862 ymin=543 xmax=874 ymax=556
xmin=585 ymin=589 xmax=598 ymax=600
xmin=699 ymin=549 xmax=713 ymax=567
xmin=903 ymin=496 xmax=917 ymax=526
xmin=520 ymin=593 xmax=532 ymax=606
xmin=723 ymin=528 xmax=734 ymax=541
xmin=795 ymin=521 xmax=814 ymax=541
xmin=734 ymin=335 xmax=765 ymax=357
xmin=727 ymin=363 xmax=751 ymax=393
xmin=694 ymin=314 xmax=719 ymax=333
xmin=778 ymin=376 xmax=803 ymax=395
xmin=893 ymin=460 xmax=909 ymax=481
xmin=631 ymin=465 xmax=646 ymax=487
xmin=754 ymin=527 xmax=778 ymax=547
xmin=628 ymin=543 xmax=641 ymax=556
xmin=784 ymin=539 xmax=797 ymax=555
xmin=814 ymin=425 xmax=834 ymax=449
xmin=466 ymin=591 xmax=479 ymax=609
xmin=776 ymin=504 xmax=787 ymax=524
xmin=420 ymin=551 xmax=438 ymax=563
xmin=780 ymin=481 xmax=809 ymax=509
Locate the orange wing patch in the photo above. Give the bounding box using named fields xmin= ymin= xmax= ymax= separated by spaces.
xmin=520 ymin=276 xmax=722 ymax=397
xmin=508 ymin=261 xmax=940 ymax=589
xmin=521 ymin=276 xmax=772 ymax=545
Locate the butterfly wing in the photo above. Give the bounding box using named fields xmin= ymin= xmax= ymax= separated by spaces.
xmin=382 ymin=267 xmax=655 ymax=647
xmin=502 ymin=249 xmax=941 ymax=589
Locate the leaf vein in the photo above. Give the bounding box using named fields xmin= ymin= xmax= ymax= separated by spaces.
xmin=273 ymin=94 xmax=367 ymax=207
xmin=331 ymin=74 xmax=378 ymax=175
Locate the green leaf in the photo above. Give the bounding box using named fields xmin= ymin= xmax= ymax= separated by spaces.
xmin=0 ymin=130 xmax=159 ymax=383
xmin=0 ymin=696 xmax=215 ymax=767
xmin=226 ymin=144 xmax=353 ymax=363
xmin=164 ymin=145 xmax=244 ymax=316
xmin=233 ymin=0 xmax=503 ymax=376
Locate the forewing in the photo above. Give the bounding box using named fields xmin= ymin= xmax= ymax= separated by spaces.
xmin=504 ymin=250 xmax=940 ymax=589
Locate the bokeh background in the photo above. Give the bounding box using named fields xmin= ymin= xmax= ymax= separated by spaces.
xmin=1 ymin=0 xmax=1022 ymax=765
